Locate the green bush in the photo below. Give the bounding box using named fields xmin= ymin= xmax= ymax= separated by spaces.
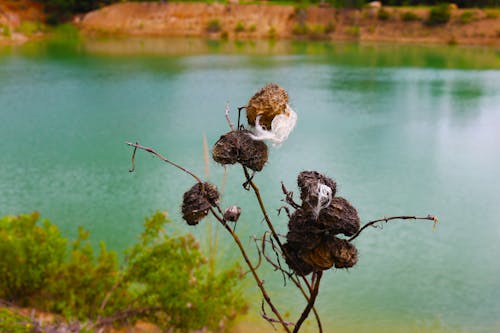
xmin=0 ymin=212 xmax=67 ymax=304
xmin=292 ymin=23 xmax=309 ymax=35
xmin=0 ymin=212 xmax=247 ymax=332
xmin=206 ymin=19 xmax=222 ymax=33
xmin=234 ymin=21 xmax=245 ymax=33
xmin=427 ymin=4 xmax=451 ymax=26
xmin=401 ymin=11 xmax=420 ymax=22
xmin=459 ymin=11 xmax=478 ymax=24
xmin=378 ymin=8 xmax=391 ymax=21
xmin=124 ymin=212 xmax=247 ymax=331
xmin=0 ymin=308 xmax=34 ymax=333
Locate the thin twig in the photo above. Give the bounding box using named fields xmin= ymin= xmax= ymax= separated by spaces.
xmin=281 ymin=182 xmax=301 ymax=209
xmin=225 ymin=103 xmax=235 ymax=131
xmin=348 ymin=215 xmax=438 ymax=242
xmin=209 ymin=207 xmax=292 ymax=333
xmin=125 ymin=142 xmax=202 ymax=184
xmin=242 ymin=166 xmax=314 ymax=292
xmin=128 ymin=143 xmax=138 ymax=172
xmin=261 ymin=300 xmax=295 ymax=328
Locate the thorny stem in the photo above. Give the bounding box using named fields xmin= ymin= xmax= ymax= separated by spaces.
xmin=209 ymin=207 xmax=292 ymax=333
xmin=348 ymin=215 xmax=438 ymax=242
xmin=125 ymin=142 xmax=203 ymax=184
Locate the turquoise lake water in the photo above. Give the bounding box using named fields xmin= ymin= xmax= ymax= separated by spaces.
xmin=1 ymin=38 xmax=499 ymax=332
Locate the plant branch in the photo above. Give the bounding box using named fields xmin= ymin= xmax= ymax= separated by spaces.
xmin=348 ymin=215 xmax=438 ymax=242
xmin=209 ymin=207 xmax=292 ymax=333
xmin=125 ymin=142 xmax=202 ymax=184
xmin=293 ymin=271 xmax=323 ymax=333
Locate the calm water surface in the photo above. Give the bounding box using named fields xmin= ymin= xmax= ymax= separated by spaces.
xmin=1 ymin=38 xmax=499 ymax=332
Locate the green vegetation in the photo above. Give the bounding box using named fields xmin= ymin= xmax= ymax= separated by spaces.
xmin=17 ymin=21 xmax=45 ymax=36
xmin=378 ymin=8 xmax=391 ymax=21
xmin=426 ymin=4 xmax=451 ymax=26
xmin=345 ymin=25 xmax=361 ymax=37
xmin=206 ymin=19 xmax=222 ymax=33
xmin=0 ymin=212 xmax=246 ymax=332
xmin=458 ymin=10 xmax=478 ymax=24
xmin=401 ymin=11 xmax=420 ymax=22
xmin=1 ymin=24 xmax=11 ymax=38
xmin=0 ymin=308 xmax=34 ymax=333
xmin=234 ymin=21 xmax=245 ymax=33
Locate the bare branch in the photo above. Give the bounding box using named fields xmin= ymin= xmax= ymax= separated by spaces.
xmin=125 ymin=142 xmax=202 ymax=184
xmin=293 ymin=271 xmax=323 ymax=333
xmin=225 ymin=103 xmax=235 ymax=131
xmin=261 ymin=300 xmax=295 ymax=328
xmin=281 ymin=182 xmax=301 ymax=209
xmin=349 ymin=215 xmax=438 ymax=242
xmin=208 ymin=206 xmax=292 ymax=333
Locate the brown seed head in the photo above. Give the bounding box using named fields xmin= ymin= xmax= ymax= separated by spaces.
xmin=318 ymin=197 xmax=360 ymax=237
xmin=297 ymin=171 xmax=337 ymax=212
xmin=302 ymin=237 xmax=358 ymax=271
xmin=212 ymin=130 xmax=268 ymax=171
xmin=283 ymin=242 xmax=314 ymax=276
xmin=181 ymin=182 xmax=219 ymax=226
xmin=246 ymin=83 xmax=289 ymax=129
xmin=223 ymin=205 xmax=242 ymax=222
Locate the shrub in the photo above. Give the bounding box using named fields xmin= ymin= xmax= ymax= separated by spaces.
xmin=292 ymin=23 xmax=309 ymax=35
xmin=345 ymin=25 xmax=360 ymax=37
xmin=485 ymin=10 xmax=499 ymax=19
xmin=459 ymin=11 xmax=477 ymax=24
xmin=268 ymin=26 xmax=277 ymax=39
xmin=427 ymin=4 xmax=451 ymax=26
xmin=0 ymin=212 xmax=67 ymax=304
xmin=1 ymin=24 xmax=11 ymax=37
xmin=401 ymin=11 xmax=420 ymax=22
xmin=206 ymin=19 xmax=221 ymax=33
xmin=0 ymin=212 xmax=247 ymax=332
xmin=40 ymin=227 xmax=122 ymax=320
xmin=378 ymin=8 xmax=391 ymax=21
xmin=325 ymin=21 xmax=336 ymax=34
xmin=123 ymin=212 xmax=246 ymax=332
xmin=234 ymin=21 xmax=245 ymax=33
xmin=0 ymin=308 xmax=34 ymax=333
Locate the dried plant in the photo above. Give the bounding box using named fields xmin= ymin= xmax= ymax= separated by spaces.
xmin=126 ymin=83 xmax=437 ymax=332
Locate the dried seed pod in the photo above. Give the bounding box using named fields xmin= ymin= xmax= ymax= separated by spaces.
xmin=223 ymin=205 xmax=241 ymax=222
xmin=286 ymin=209 xmax=321 ymax=250
xmin=297 ymin=171 xmax=337 ymax=213
xmin=318 ymin=197 xmax=360 ymax=237
xmin=246 ymin=83 xmax=289 ymax=129
xmin=212 ymin=130 xmax=268 ymax=171
xmin=330 ymin=238 xmax=358 ymax=269
xmin=283 ymin=242 xmax=314 ymax=276
xmin=181 ymin=182 xmax=219 ymax=226
xmin=302 ymin=237 xmax=358 ymax=271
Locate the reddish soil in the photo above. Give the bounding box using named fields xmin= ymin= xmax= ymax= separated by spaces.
xmin=79 ymin=2 xmax=500 ymax=46
xmin=1 ymin=1 xmax=500 ymax=46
